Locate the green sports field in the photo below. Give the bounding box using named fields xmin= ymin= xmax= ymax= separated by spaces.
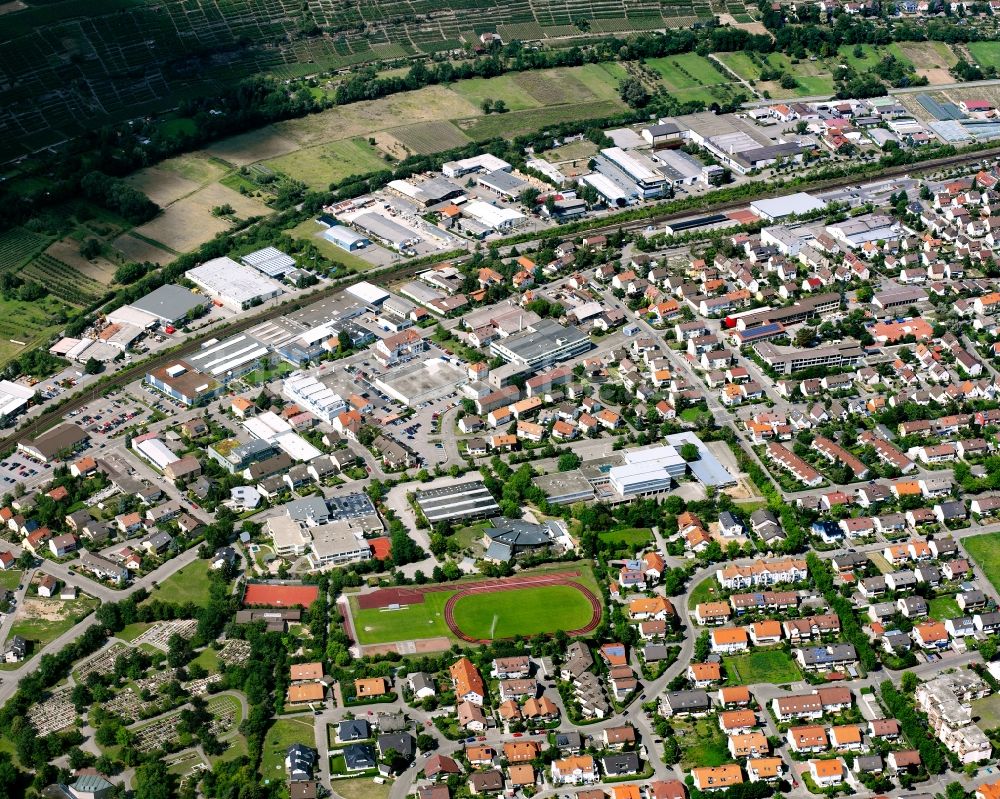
xmin=351 ymin=591 xmax=452 ymax=644
xmin=349 ymin=567 xmax=600 ymax=644
xmin=451 ymin=584 xmax=595 ymax=639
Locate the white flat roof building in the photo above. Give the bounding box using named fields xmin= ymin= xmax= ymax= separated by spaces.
xmin=0 ymin=381 xmax=33 ymax=421
xmin=187 ymin=334 xmax=271 ymax=379
xmin=186 ymin=257 xmax=285 ymax=310
xmin=442 ymin=154 xmax=512 ymax=178
xmin=608 ymin=445 xmax=687 ymax=498
xmin=282 ymin=372 xmax=346 ymax=424
xmin=345 ymin=281 xmax=390 ymax=307
xmin=462 ymin=201 xmax=525 ymax=231
xmin=751 ymin=193 xmax=827 ymax=222
xmin=581 ymin=173 xmax=631 ymax=206
xmin=241 ymin=246 xmax=296 ymax=278
xmin=268 ymin=515 xmax=311 ymax=557
xmin=135 ymin=437 xmax=180 ymax=471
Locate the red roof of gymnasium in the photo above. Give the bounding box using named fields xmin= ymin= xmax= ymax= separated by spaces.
xmin=243 ymin=583 xmax=320 ymax=608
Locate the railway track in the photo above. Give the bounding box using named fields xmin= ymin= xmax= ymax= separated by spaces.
xmin=3 ymin=145 xmax=997 ymax=454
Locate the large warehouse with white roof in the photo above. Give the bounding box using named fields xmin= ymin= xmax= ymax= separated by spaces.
xmin=186 ymin=257 xmax=285 ymax=310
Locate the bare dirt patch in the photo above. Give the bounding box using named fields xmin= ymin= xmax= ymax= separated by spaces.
xmin=918 ymin=68 xmax=953 ymax=86
xmin=113 ymin=233 xmax=176 ymax=265
xmin=20 ymin=597 xmax=69 ymax=622
xmin=372 ymin=131 xmax=413 ymax=160
xmin=125 ymin=167 xmax=201 ymax=207
xmin=275 ymin=86 xmax=481 ymax=148
xmin=0 ymin=1 xmax=27 ymax=13
xmin=132 ymin=183 xmax=269 ymax=254
xmin=44 ymin=238 xmax=117 ymax=284
xmin=206 ymin=129 xmax=300 ymax=166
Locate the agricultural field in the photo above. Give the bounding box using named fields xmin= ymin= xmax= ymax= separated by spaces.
xmin=131 ymin=182 xmax=270 ymax=256
xmin=646 ymin=53 xmax=739 ymax=104
xmin=145 ymin=561 xmax=215 ymax=607
xmin=723 ymin=650 xmax=801 ymax=685
xmin=714 ymin=51 xmax=835 ymax=96
xmin=452 ymin=74 xmax=544 ymax=111
xmin=891 ymin=41 xmax=957 ymax=84
xmin=458 ymin=100 xmax=623 ymax=141
xmin=381 ymin=121 xmax=472 ymax=157
xmin=112 ymin=234 xmax=175 ymax=266
xmin=265 ymin=138 xmax=389 ymax=189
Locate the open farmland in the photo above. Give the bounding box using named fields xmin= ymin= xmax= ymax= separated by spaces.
xmin=131 ymin=182 xmax=270 ymax=256
xmin=125 ymin=167 xmax=203 ymax=207
xmin=646 ymin=53 xmax=738 ymax=104
xmin=112 ymin=234 xmax=175 ymax=265
xmin=714 ymin=51 xmax=835 ymax=96
xmin=386 ymin=121 xmax=473 ymax=156
xmin=458 ymin=100 xmax=624 ymax=141
xmin=266 ymin=138 xmax=389 ymax=189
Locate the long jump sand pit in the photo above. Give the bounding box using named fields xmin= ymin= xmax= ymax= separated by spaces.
xmin=132 ymin=183 xmax=270 ymax=254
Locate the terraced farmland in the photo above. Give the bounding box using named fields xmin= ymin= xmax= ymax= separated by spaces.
xmin=0 ymin=0 xmax=712 ymax=158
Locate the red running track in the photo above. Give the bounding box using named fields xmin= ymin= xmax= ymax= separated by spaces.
xmin=442 ymin=575 xmax=602 ymax=643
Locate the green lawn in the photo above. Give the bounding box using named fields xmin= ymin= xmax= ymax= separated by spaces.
xmin=332 ymin=778 xmax=392 ymax=799
xmin=929 ymin=595 xmax=961 ymax=622
xmin=145 ymin=561 xmax=214 ymax=607
xmin=723 ymin=650 xmax=801 ymax=685
xmin=191 ymin=646 xmax=221 ymax=674
xmin=452 ymin=75 xmax=541 ymax=111
xmin=598 ymin=527 xmax=653 ymax=548
xmin=454 ymin=521 xmax=489 ymax=550
xmin=116 ymin=622 xmax=154 ymax=642
xmin=351 ymin=590 xmax=453 ymax=644
xmin=688 ymin=576 xmax=721 ymax=610
xmin=836 ymin=44 xmax=890 ymax=72
xmin=451 ymin=583 xmax=596 ymax=639
xmin=458 ymin=100 xmax=623 ymax=141
xmin=285 ymin=219 xmax=379 ymax=274
xmin=964 ymin=532 xmax=1000 ymax=594
xmin=260 ymin=717 xmax=316 ymax=782
xmin=680 ymin=407 xmax=710 ymax=423
xmin=973 ymin=693 xmax=1000 ymax=730
xmin=969 ymin=41 xmax=1000 ymax=70
xmin=648 ymin=53 xmax=732 ymax=88
xmin=677 ymin=717 xmax=732 ymax=768
xmin=0 ymin=571 xmax=21 ymax=591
